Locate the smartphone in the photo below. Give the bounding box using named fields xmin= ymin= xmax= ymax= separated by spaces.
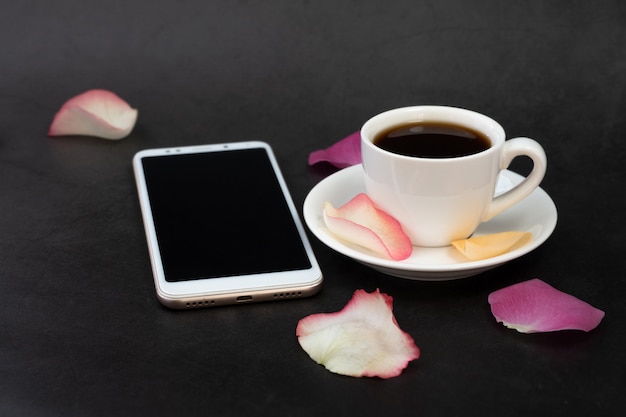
xmin=133 ymin=141 xmax=323 ymax=309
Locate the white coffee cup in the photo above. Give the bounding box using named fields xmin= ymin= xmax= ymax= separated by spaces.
xmin=361 ymin=105 xmax=547 ymax=247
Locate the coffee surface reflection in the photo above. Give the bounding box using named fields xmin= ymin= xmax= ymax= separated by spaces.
xmin=373 ymin=122 xmax=491 ymax=158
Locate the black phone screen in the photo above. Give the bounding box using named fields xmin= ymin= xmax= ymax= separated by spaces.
xmin=140 ymin=148 xmax=312 ymax=282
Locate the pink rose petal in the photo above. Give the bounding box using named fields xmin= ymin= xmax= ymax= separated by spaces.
xmin=323 ymin=193 xmax=413 ymax=260
xmin=488 ymin=279 xmax=605 ymax=333
xmin=296 ymin=289 xmax=420 ymax=379
xmin=308 ymin=131 xmax=362 ymax=168
xmin=48 ymin=89 xmax=138 ymax=140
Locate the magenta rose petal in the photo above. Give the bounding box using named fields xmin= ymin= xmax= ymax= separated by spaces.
xmin=488 ymin=279 xmax=605 ymax=333
xmin=48 ymin=89 xmax=138 ymax=140
xmin=308 ymin=131 xmax=362 ymax=168
xmin=323 ymin=193 xmax=413 ymax=260
xmin=296 ymin=289 xmax=420 ymax=379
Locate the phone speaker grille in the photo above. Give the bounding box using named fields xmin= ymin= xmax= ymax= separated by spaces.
xmin=273 ymin=291 xmax=303 ymax=300
xmin=185 ymin=300 xmax=216 ymax=309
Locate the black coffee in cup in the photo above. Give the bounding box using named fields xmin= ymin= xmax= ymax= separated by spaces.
xmin=373 ymin=122 xmax=491 ymax=158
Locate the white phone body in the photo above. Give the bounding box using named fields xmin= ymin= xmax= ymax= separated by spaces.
xmin=133 ymin=141 xmax=323 ymax=309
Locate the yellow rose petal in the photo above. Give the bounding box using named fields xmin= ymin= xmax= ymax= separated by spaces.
xmin=451 ymin=231 xmax=532 ymax=261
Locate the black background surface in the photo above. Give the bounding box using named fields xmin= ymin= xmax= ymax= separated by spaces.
xmin=1 ymin=1 xmax=624 ymax=416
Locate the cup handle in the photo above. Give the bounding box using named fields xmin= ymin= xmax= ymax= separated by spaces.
xmin=482 ymin=137 xmax=547 ymax=222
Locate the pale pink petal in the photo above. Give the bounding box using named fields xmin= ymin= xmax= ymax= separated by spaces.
xmin=488 ymin=279 xmax=605 ymax=333
xmin=308 ymin=131 xmax=362 ymax=168
xmin=323 ymin=193 xmax=413 ymax=260
xmin=48 ymin=89 xmax=138 ymax=140
xmin=296 ymin=289 xmax=420 ymax=379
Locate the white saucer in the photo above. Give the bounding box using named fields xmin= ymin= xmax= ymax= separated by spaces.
xmin=303 ymin=164 xmax=557 ymax=280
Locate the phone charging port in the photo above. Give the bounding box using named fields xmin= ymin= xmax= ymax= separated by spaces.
xmin=236 ymin=295 xmax=253 ymax=303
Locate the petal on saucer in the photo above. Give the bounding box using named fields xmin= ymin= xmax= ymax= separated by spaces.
xmin=296 ymin=289 xmax=420 ymax=379
xmin=451 ymin=231 xmax=532 ymax=261
xmin=48 ymin=89 xmax=138 ymax=140
xmin=323 ymin=193 xmax=413 ymax=261
xmin=308 ymin=131 xmax=362 ymax=168
xmin=488 ymin=279 xmax=605 ymax=333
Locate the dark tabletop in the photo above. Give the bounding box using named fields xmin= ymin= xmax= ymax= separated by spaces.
xmin=1 ymin=1 xmax=624 ymax=416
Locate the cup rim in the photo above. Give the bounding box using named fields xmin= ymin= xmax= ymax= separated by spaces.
xmin=361 ymin=105 xmax=505 ymax=161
